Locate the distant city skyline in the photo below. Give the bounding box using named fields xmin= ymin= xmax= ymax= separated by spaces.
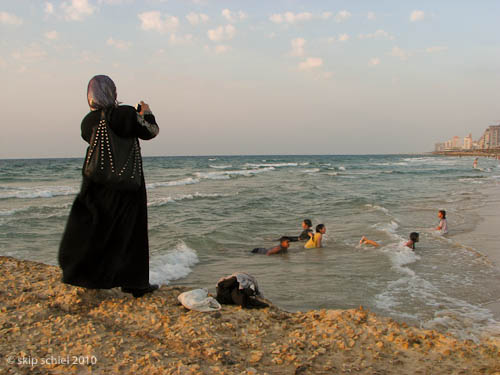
xmin=1 ymin=0 xmax=500 ymax=158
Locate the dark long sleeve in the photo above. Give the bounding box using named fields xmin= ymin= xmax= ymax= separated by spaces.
xmin=81 ymin=105 xmax=160 ymax=143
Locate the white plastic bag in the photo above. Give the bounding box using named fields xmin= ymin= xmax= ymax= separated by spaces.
xmin=178 ymin=288 xmax=221 ymax=312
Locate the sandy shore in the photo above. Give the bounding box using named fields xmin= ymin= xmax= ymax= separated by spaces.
xmin=1 ymin=256 xmax=499 ymax=374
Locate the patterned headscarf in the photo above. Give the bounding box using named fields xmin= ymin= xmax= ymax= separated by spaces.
xmin=87 ymin=75 xmax=118 ymax=110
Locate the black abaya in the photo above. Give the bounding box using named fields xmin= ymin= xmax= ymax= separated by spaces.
xmin=58 ymin=105 xmax=159 ymax=289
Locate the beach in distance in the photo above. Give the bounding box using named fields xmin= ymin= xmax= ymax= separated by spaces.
xmin=1 ymin=154 xmax=500 ymax=373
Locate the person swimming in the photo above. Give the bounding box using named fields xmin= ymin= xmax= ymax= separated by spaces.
xmin=360 ymin=232 xmax=419 ymax=250
xmin=252 ymin=237 xmax=290 ymax=256
xmin=304 ymin=224 xmax=326 ymax=249
xmin=359 ymin=236 xmax=380 ymax=247
xmin=287 ymin=219 xmax=313 ymax=242
xmin=405 ymin=232 xmax=419 ymax=250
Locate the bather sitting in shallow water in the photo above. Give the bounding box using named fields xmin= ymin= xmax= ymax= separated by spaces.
xmin=286 ymin=219 xmax=313 ymax=242
xmin=252 ymin=237 xmax=290 ymax=255
xmin=304 ymin=224 xmax=326 ymax=249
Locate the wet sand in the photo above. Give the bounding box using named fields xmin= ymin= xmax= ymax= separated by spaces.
xmin=453 ymin=183 xmax=500 ymax=321
xmin=1 ymin=256 xmax=499 ymax=375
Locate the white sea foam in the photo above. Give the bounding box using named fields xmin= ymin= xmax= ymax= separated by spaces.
xmin=149 ymin=242 xmax=199 ymax=285
xmin=0 ymin=202 xmax=71 ymax=216
xmin=0 ymin=207 xmax=30 ymax=216
xmin=365 ymin=204 xmax=389 ymax=214
xmin=148 ymin=192 xmax=234 ymax=207
xmin=299 ymin=162 xmax=310 ymax=166
xmin=195 ymin=167 xmax=274 ymax=180
xmin=209 ymin=164 xmax=232 ymax=169
xmin=374 ymin=221 xmax=402 ymax=241
xmin=338 ymin=166 xmax=346 ymax=171
xmin=302 ymin=168 xmax=320 ymax=173
xmin=147 ymin=177 xmax=200 ymax=189
xmin=244 ymin=162 xmax=298 ymax=168
xmin=0 ymin=186 xmax=78 ymax=199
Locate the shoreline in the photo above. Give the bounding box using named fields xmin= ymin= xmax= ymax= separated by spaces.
xmin=432 ymin=151 xmax=500 ymax=157
xmin=453 ymin=182 xmax=500 ymax=321
xmin=1 ymin=256 xmax=499 ymax=374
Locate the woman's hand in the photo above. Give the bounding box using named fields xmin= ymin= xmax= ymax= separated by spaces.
xmin=139 ymin=101 xmax=150 ymax=115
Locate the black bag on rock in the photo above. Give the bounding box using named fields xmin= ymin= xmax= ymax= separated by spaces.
xmin=83 ymin=109 xmax=142 ymax=191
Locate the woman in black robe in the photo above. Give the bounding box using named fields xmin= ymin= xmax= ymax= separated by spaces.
xmin=58 ymin=75 xmax=159 ymax=297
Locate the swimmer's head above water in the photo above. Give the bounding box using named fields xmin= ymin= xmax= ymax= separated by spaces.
xmin=279 ymin=236 xmax=291 ymax=248
xmin=316 ymin=224 xmax=326 ymax=233
xmin=302 ymin=219 xmax=312 ymax=229
xmin=438 ymin=210 xmax=446 ymax=219
xmin=409 ymin=232 xmax=419 ymax=243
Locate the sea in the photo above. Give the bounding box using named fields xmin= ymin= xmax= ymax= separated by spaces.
xmin=1 ymin=154 xmax=500 ymax=341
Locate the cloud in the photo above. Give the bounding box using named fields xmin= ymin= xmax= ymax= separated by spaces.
xmin=367 ymin=12 xmax=376 ymax=20
xmin=169 ymin=33 xmax=194 ymax=46
xmin=269 ymin=11 xmax=313 ymax=24
xmin=0 ymin=11 xmax=23 ymax=25
xmin=61 ymin=0 xmax=96 ymax=21
xmin=44 ymin=2 xmax=55 ymax=15
xmin=207 ymin=24 xmax=235 ymax=42
xmin=106 ymin=37 xmax=132 ymax=50
xmin=369 ymin=57 xmax=381 ymax=66
xmin=426 ymin=46 xmax=448 ymax=53
xmin=410 ymin=10 xmax=425 ymax=22
xmin=390 ymin=46 xmax=410 ymax=60
xmin=326 ymin=36 xmax=336 ymax=43
xmin=98 ymin=0 xmax=126 ymax=4
xmin=359 ymin=29 xmax=395 ymax=40
xmin=221 ymin=9 xmax=246 ymax=23
xmin=338 ymin=34 xmax=349 ymax=42
xmin=335 ymin=10 xmax=351 ymax=23
xmin=186 ymin=12 xmax=209 ymax=25
xmin=298 ymin=57 xmax=323 ymax=71
xmin=290 ymin=37 xmax=306 ymax=57
xmin=12 ymin=43 xmax=47 ymax=63
xmin=44 ymin=30 xmax=59 ymax=40
xmin=138 ymin=11 xmax=179 ymax=33
xmin=320 ymin=11 xmax=333 ymax=20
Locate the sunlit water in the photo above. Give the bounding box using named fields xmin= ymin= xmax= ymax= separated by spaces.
xmin=1 ymin=154 xmax=500 ymax=341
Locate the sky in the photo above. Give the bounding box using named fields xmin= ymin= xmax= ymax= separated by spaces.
xmin=1 ymin=0 xmax=500 ymax=158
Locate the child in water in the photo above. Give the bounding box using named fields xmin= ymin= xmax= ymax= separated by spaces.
xmin=252 ymin=237 xmax=290 ymax=256
xmin=359 ymin=232 xmax=419 ymax=250
xmin=305 ymin=224 xmax=326 ymax=249
xmin=359 ymin=236 xmax=380 ymax=247
xmin=288 ymin=219 xmax=313 ymax=242
xmin=405 ymin=232 xmax=419 ymax=250
xmin=435 ymin=210 xmax=448 ymax=234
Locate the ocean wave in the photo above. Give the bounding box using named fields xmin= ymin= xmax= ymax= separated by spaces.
xmin=0 ymin=202 xmax=71 ymax=216
xmin=147 ymin=177 xmax=200 ymax=189
xmin=365 ymin=204 xmax=389 ymax=214
xmin=372 ymin=162 xmax=409 ymax=166
xmin=0 ymin=186 xmax=78 ymax=199
xmin=244 ymin=162 xmax=298 ymax=168
xmin=209 ymin=164 xmax=232 ymax=169
xmin=338 ymin=166 xmax=346 ymax=171
xmin=374 ymin=221 xmax=401 ymax=240
xmin=148 ymin=192 xmax=235 ymax=207
xmin=149 ymin=242 xmax=199 ymax=285
xmin=195 ymin=167 xmax=274 ymax=180
xmin=302 ymin=168 xmax=320 ymax=173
